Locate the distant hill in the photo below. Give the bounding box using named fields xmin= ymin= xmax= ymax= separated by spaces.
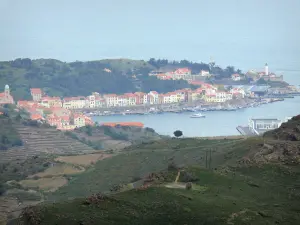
xmin=0 ymin=58 xmax=244 ymax=100
xmin=0 ymin=58 xmax=193 ymax=100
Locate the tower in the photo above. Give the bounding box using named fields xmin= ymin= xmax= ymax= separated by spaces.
xmin=265 ymin=63 xmax=269 ymax=76
xmin=4 ymin=84 xmax=10 ymax=97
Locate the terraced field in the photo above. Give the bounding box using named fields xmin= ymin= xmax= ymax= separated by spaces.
xmin=0 ymin=125 xmax=96 ymax=163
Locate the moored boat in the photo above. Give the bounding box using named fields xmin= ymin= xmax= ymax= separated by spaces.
xmin=190 ymin=113 xmax=205 ymax=118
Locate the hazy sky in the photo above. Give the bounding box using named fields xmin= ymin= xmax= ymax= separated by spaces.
xmin=0 ymin=0 xmax=299 ymax=68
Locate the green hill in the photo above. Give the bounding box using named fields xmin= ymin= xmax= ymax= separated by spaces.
xmin=0 ymin=58 xmax=193 ymax=100
xmin=11 ymin=115 xmax=300 ymax=225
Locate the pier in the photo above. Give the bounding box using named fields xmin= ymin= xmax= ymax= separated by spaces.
xmin=236 ymin=126 xmax=257 ymax=136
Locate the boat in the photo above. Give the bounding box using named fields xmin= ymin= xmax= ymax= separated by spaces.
xmin=190 ymin=113 xmax=205 ymax=118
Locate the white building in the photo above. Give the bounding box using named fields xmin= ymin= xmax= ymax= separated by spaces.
xmin=86 ymin=95 xmax=96 ymax=108
xmin=248 ymin=118 xmax=281 ymax=135
xmin=231 ymin=74 xmax=241 ymax=81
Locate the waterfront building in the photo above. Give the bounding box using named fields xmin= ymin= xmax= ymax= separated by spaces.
xmin=0 ymin=85 xmax=14 ymax=105
xmin=86 ymin=95 xmax=96 ymax=108
xmin=95 ymin=96 xmax=106 ymax=108
xmin=248 ymin=118 xmax=281 ymax=135
xmin=63 ymin=96 xmax=86 ymax=109
xmin=249 ymin=85 xmax=270 ymax=97
xmin=204 ymin=91 xmax=232 ymax=103
xmin=124 ymin=93 xmax=137 ymax=106
xmin=148 ymin=91 xmax=159 ymax=104
xmin=103 ymin=94 xmax=118 ymax=107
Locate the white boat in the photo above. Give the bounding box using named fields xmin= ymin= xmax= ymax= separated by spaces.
xmin=190 ymin=113 xmax=205 ymax=118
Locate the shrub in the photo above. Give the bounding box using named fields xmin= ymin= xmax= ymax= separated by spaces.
xmin=0 ymin=183 xmax=7 ymax=196
xmin=185 ymin=182 xmax=192 ymax=190
xmin=168 ymin=160 xmax=178 ymax=171
xmin=181 ymin=171 xmax=199 ymax=182
xmin=145 ymin=127 xmax=155 ymax=133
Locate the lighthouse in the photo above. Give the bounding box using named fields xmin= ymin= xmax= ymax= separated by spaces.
xmin=265 ymin=63 xmax=269 ymax=76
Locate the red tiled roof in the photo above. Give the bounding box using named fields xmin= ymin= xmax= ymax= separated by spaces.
xmin=30 ymin=88 xmax=42 ymax=95
xmin=174 ymin=68 xmax=191 ymax=74
xmin=31 ymin=114 xmax=43 ymax=120
xmin=74 ymin=113 xmax=85 ymax=119
xmin=42 ymin=96 xmax=61 ymax=101
xmin=103 ymin=94 xmax=117 ymax=97
xmin=64 ymin=96 xmax=86 ymax=101
xmin=124 ymin=93 xmax=136 ymax=97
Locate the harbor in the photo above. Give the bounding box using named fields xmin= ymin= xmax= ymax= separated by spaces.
xmin=92 ymin=96 xmax=300 ymax=137
xmin=84 ymin=97 xmax=287 ymax=117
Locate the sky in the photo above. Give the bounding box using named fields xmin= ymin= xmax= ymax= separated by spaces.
xmin=0 ymin=0 xmax=300 ymax=69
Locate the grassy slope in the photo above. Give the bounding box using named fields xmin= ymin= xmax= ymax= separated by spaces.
xmin=46 ymin=138 xmax=245 ymax=200
xmin=19 ymin=164 xmax=300 ymax=225
xmin=12 ymin=115 xmax=300 ymax=224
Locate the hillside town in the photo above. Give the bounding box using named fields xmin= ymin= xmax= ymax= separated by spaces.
xmin=0 ymin=63 xmax=299 ymax=131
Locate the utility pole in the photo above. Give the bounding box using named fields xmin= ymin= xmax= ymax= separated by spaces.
xmin=205 ymin=150 xmax=208 ymax=169
xmin=209 ymin=149 xmax=212 ymax=170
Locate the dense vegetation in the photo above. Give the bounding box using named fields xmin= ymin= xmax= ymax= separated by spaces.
xmin=0 ymin=58 xmax=244 ymax=100
xmin=148 ymin=58 xmax=243 ymax=78
xmin=0 ymin=105 xmax=24 ymax=150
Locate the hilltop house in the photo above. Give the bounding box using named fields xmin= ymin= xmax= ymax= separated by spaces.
xmin=0 ymin=85 xmax=14 ymax=105
xmin=231 ymin=74 xmax=241 ymax=81
xmin=30 ymin=88 xmax=43 ymax=101
xmin=166 ymin=68 xmax=192 ymax=80
xmin=200 ymin=70 xmax=210 ymax=77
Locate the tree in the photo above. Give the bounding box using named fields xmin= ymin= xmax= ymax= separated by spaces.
xmin=256 ymin=78 xmax=268 ymax=85
xmin=173 ymin=130 xmax=183 ymax=138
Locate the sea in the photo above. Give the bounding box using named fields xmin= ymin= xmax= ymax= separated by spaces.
xmin=93 ymin=61 xmax=300 ymax=137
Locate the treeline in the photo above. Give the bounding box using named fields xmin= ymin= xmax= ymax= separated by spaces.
xmin=147 ymin=58 xmax=243 ymax=79
xmin=0 ymin=58 xmax=243 ymax=101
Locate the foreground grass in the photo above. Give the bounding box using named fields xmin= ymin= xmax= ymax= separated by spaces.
xmin=18 ymin=165 xmax=300 ymax=225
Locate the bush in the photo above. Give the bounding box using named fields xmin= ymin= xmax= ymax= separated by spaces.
xmin=0 ymin=183 xmax=7 ymax=195
xmin=181 ymin=171 xmax=199 ymax=182
xmin=168 ymin=160 xmax=178 ymax=171
xmin=145 ymin=127 xmax=155 ymax=133
xmin=185 ymin=182 xmax=192 ymax=190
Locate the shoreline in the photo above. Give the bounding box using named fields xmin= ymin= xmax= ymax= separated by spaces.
xmin=80 ymin=96 xmax=290 ymax=117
